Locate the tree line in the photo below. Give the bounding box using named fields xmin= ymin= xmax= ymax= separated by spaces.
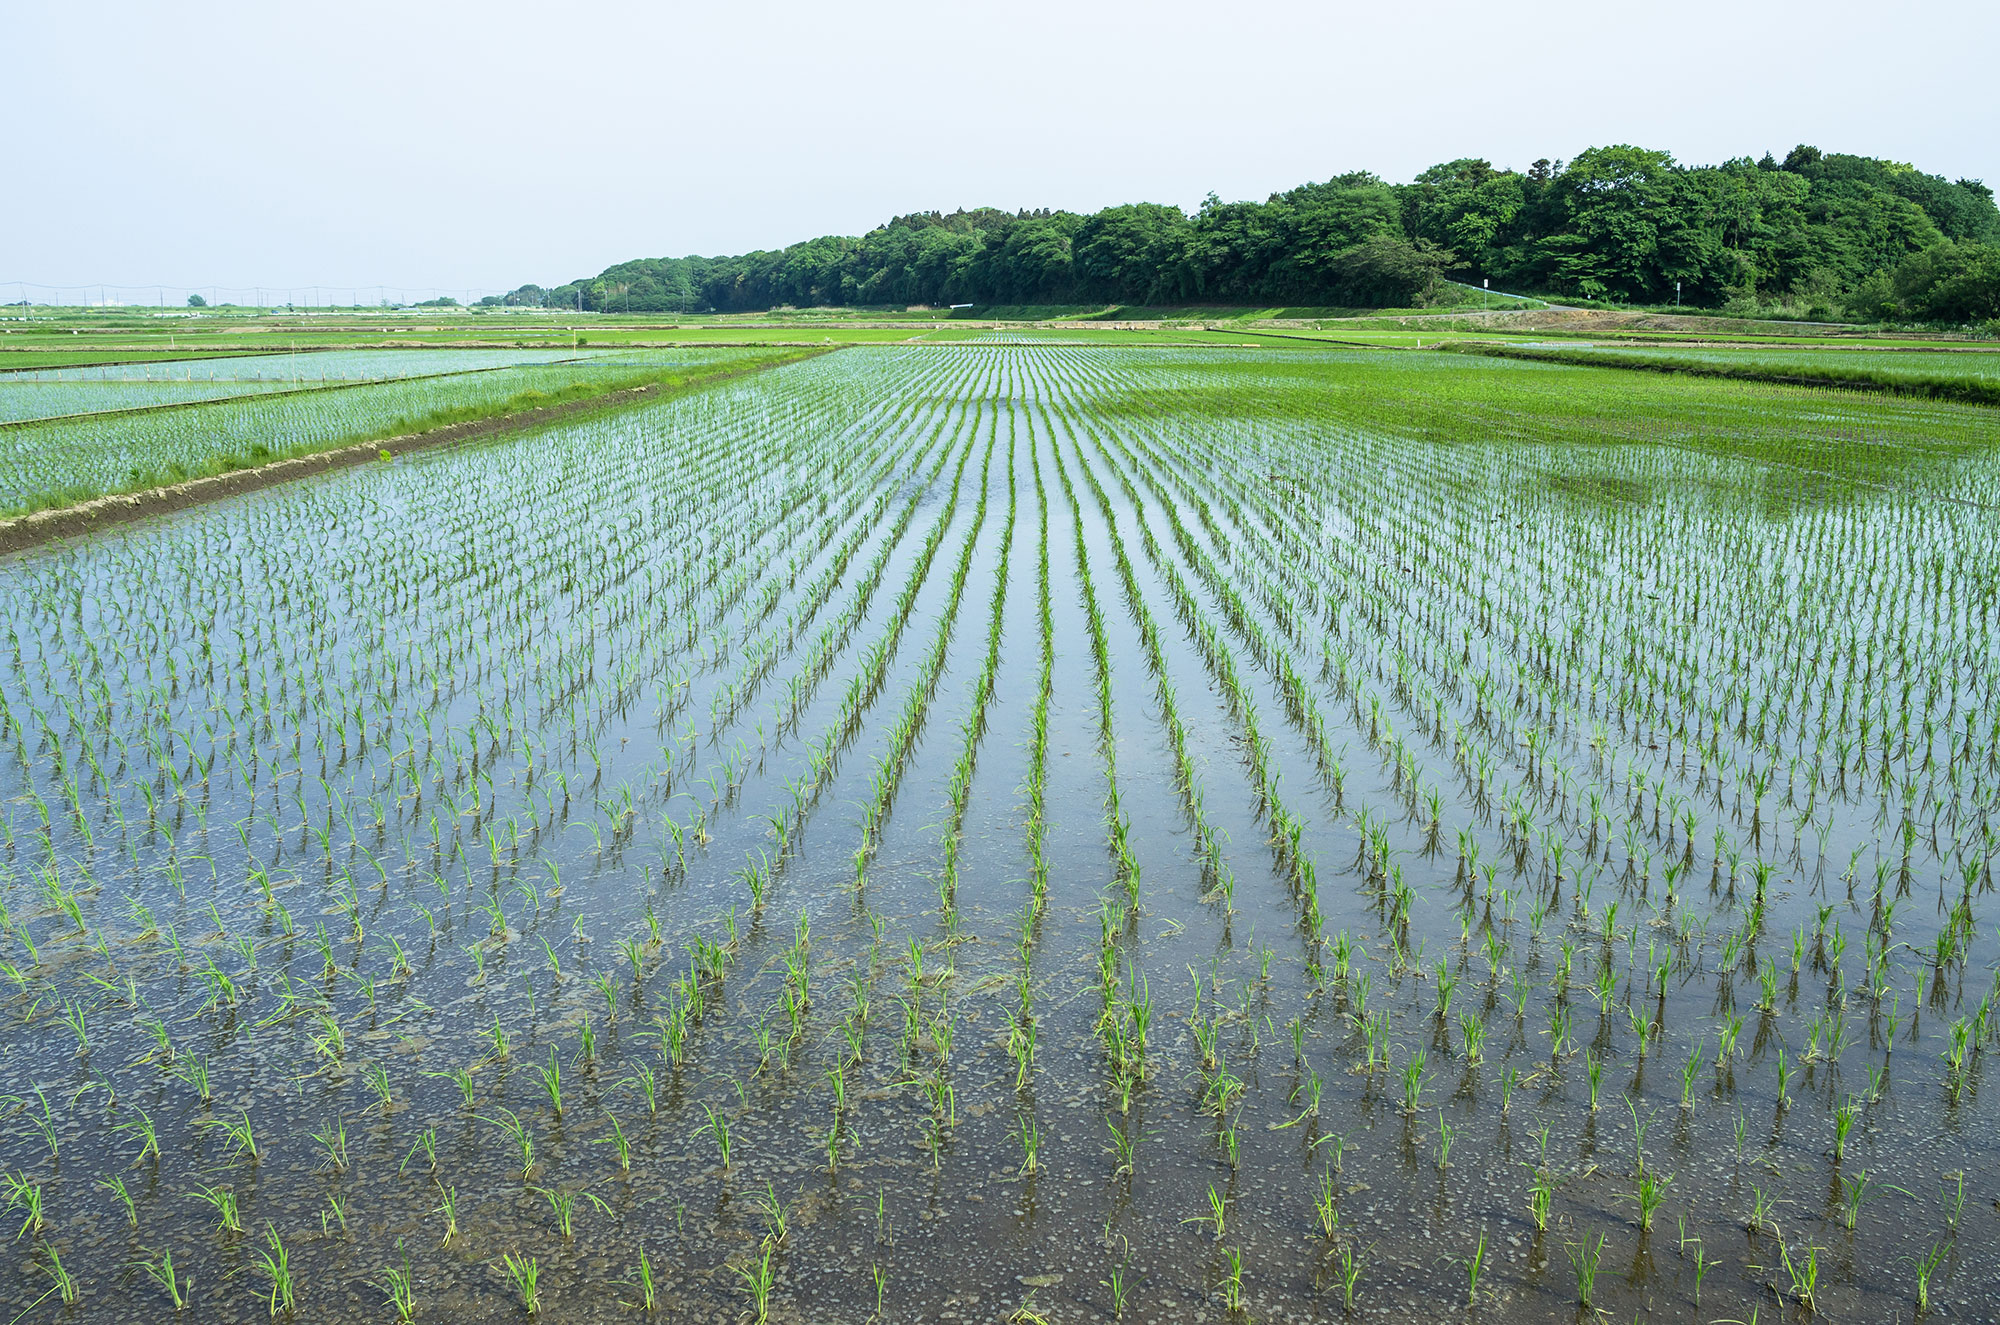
xmin=508 ymin=145 xmax=2000 ymax=323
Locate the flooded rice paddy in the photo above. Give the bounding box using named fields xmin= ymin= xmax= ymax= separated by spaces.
xmin=0 ymin=345 xmax=1996 ymax=1322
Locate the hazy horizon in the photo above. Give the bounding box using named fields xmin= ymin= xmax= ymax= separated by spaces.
xmin=7 ymin=0 xmax=1995 ymax=302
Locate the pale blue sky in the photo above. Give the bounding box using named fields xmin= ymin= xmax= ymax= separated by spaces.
xmin=6 ymin=0 xmax=1994 ymax=302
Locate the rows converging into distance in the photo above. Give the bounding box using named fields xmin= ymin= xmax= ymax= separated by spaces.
xmin=0 ymin=343 xmax=1996 ymax=1321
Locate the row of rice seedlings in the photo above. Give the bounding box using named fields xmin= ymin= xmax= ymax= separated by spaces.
xmin=935 ymin=412 xmax=1017 ymax=925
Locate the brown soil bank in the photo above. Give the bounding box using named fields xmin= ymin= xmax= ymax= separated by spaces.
xmin=0 ymin=350 xmax=825 ymax=557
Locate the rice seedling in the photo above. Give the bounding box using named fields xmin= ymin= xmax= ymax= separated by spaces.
xmin=1910 ymin=1240 xmax=1949 ymax=1315
xmin=1680 ymin=1038 xmax=1704 ymax=1110
xmin=729 ymin=1239 xmax=776 ymax=1324
xmin=618 ymin=1247 xmax=660 ymax=1311
xmin=503 ymin=1252 xmax=541 ymax=1315
xmin=1183 ymin=1183 xmax=1228 ymax=1241
xmin=34 ymin=1246 xmax=79 ymax=1307
xmin=251 ymin=1224 xmax=296 ymax=1315
xmin=1565 ymin=1233 xmax=1607 ymax=1307
xmin=692 ymin=1102 xmax=733 ymax=1171
xmin=479 ymin=1107 xmax=536 ymax=1179
xmin=99 ymin=1173 xmax=138 ymax=1225
xmin=1337 ymin=1241 xmax=1368 ymax=1310
xmin=536 ymin=1047 xmax=563 ymax=1116
xmin=377 ymin=1239 xmax=417 ymax=1322
xmin=1313 ymin=1168 xmax=1340 ymax=1239
xmin=1778 ymin=1238 xmax=1822 ymax=1312
xmin=310 ymin=1117 xmax=350 ymax=1173
xmin=533 ymin=1183 xmax=610 ymax=1239
xmin=3 ymin=1172 xmax=46 ymax=1240
xmin=189 ymin=1182 xmax=245 ymax=1234
xmin=1525 ymin=1166 xmax=1554 ymax=1232
xmin=1833 ymin=1095 xmax=1858 ymax=1162
xmin=1462 ymin=1229 xmax=1488 ymax=1304
xmin=1627 ymin=1169 xmax=1672 ymax=1232
xmin=1691 ymin=1240 xmax=1718 ymax=1305
xmin=433 ymin=1181 xmax=460 ymax=1246
xmin=755 ymin=1179 xmax=791 ymax=1244
xmin=1100 ymin=1244 xmax=1135 ymax=1317
xmin=1218 ymin=1245 xmax=1245 ymax=1311
xmin=401 ymin=1125 xmax=440 ymax=1176
xmin=136 ymin=1247 xmax=193 ymax=1310
xmin=1839 ymin=1169 xmax=1905 ymax=1230
xmin=1015 ymin=1113 xmax=1043 ymax=1174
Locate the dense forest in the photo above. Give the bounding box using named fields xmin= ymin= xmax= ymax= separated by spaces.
xmin=505 ymin=146 xmax=2000 ymax=322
